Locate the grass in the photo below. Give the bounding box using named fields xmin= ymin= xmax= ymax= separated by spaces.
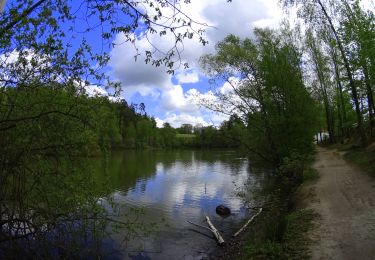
xmin=243 ymin=154 xmax=319 ymax=260
xmin=330 ymin=140 xmax=375 ymax=176
xmin=303 ymin=167 xmax=319 ymax=182
xmin=282 ymin=209 xmax=317 ymax=259
xmin=243 ymin=209 xmax=317 ymax=260
xmin=344 ymin=148 xmax=375 ymax=176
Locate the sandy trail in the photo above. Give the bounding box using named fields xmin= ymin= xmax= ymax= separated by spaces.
xmin=307 ymin=147 xmax=375 ymax=260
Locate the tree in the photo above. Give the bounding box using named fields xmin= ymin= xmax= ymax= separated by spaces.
xmin=179 ymin=123 xmax=193 ymax=134
xmin=280 ymin=0 xmax=367 ymax=145
xmin=305 ymin=29 xmax=336 ymax=143
xmin=340 ymin=0 xmax=375 ymax=136
xmin=200 ymin=28 xmax=318 ymax=165
xmin=0 ymin=84 xmax=120 ymax=257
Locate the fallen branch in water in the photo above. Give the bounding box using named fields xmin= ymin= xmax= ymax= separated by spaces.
xmin=187 ymin=217 xmax=225 ymax=246
xmin=206 ymin=216 xmax=225 ymax=246
xmin=233 ymin=208 xmax=263 ymax=237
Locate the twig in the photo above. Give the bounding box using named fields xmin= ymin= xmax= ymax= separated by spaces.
xmin=187 ymin=220 xmax=212 ymax=232
xmin=233 ymin=208 xmax=263 ymax=237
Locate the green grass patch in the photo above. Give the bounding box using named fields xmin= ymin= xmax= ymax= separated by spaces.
xmin=244 ymin=240 xmax=284 ymax=260
xmin=244 ymin=209 xmax=317 ymax=260
xmin=282 ymin=209 xmax=317 ymax=259
xmin=344 ymin=149 xmax=375 ymax=176
xmin=303 ymin=167 xmax=319 ymax=182
xmin=175 ymin=134 xmax=196 ymax=138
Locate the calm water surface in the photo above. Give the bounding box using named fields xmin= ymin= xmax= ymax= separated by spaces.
xmin=94 ymin=150 xmax=273 ymax=259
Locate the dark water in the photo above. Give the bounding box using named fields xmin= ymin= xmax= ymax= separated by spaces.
xmin=93 ymin=150 xmax=274 ymax=259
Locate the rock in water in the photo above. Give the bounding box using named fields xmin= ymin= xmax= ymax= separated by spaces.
xmin=216 ymin=205 xmax=231 ymax=216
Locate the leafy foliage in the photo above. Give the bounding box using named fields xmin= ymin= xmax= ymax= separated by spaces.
xmin=200 ymin=27 xmax=318 ymax=165
xmin=281 ymin=0 xmax=375 ymax=145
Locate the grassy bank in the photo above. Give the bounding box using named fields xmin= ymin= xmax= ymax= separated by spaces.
xmin=219 ymin=159 xmax=318 ymax=260
xmin=243 ymin=209 xmax=316 ymax=259
xmin=343 ymin=147 xmax=375 ymax=176
xmin=330 ymin=141 xmax=375 ymax=176
xmin=241 ymin=166 xmax=318 ymax=260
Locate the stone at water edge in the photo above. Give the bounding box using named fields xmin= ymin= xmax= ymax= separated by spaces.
xmin=216 ymin=205 xmax=231 ymax=216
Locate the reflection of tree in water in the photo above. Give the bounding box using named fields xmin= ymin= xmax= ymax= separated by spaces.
xmin=234 ymin=162 xmax=276 ymax=207
xmin=91 ymin=150 xmax=180 ymax=194
xmin=0 ymin=158 xmax=113 ymax=258
xmin=92 ymin=150 xmax=245 ymax=194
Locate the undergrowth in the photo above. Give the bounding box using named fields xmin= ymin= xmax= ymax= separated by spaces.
xmin=244 ymin=209 xmax=317 ymax=260
xmin=344 ymin=149 xmax=375 ymax=176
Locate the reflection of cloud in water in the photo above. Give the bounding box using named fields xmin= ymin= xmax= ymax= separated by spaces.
xmin=104 ymin=151 xmax=274 ymax=259
xmin=116 ymin=155 xmax=254 ymax=224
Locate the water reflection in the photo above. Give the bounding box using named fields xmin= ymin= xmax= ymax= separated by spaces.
xmin=92 ymin=150 xmax=273 ymax=259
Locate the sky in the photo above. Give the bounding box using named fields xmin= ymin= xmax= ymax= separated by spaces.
xmin=104 ymin=0 xmax=284 ymax=128
xmin=2 ymin=0 xmax=283 ymax=128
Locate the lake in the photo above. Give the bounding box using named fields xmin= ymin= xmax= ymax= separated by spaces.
xmin=92 ymin=149 xmax=274 ymax=259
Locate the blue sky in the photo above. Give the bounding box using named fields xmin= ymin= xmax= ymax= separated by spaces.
xmin=3 ymin=0 xmax=283 ymax=127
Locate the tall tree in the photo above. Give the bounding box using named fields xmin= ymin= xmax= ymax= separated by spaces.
xmin=340 ymin=0 xmax=375 ymax=136
xmin=305 ymin=30 xmax=336 ymax=143
xmin=201 ymin=28 xmax=318 ymax=165
xmin=281 ymin=0 xmax=367 ymax=145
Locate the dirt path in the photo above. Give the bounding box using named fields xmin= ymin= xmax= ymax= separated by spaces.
xmin=305 ymin=147 xmax=375 ymax=260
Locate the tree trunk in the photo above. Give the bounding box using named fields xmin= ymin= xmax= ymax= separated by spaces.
xmin=363 ymin=63 xmax=374 ymax=137
xmin=309 ymin=36 xmax=335 ymax=143
xmin=331 ymin=47 xmax=347 ymax=138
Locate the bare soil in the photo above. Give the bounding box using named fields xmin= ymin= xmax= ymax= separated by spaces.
xmin=302 ymin=146 xmax=375 ymax=260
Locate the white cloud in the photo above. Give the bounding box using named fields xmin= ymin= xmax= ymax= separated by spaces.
xmin=157 ymin=113 xmax=209 ymax=128
xmin=155 ymin=117 xmax=165 ymax=128
xmin=109 ymin=0 xmax=283 ymax=126
xmin=175 ymin=69 xmax=200 ymax=84
xmin=109 ymin=33 xmax=171 ymax=98
xmin=84 ymin=84 xmax=108 ymax=97
xmin=160 ymin=85 xmax=205 ymax=114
